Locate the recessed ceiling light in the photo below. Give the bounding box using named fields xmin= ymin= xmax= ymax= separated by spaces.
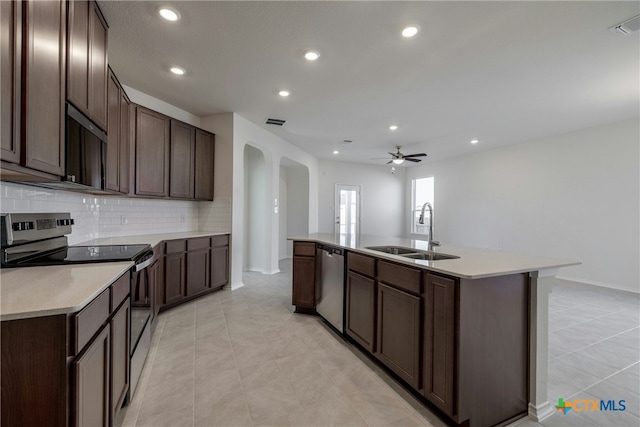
xmin=170 ymin=66 xmax=185 ymax=75
xmin=470 ymin=139 xmax=479 ymax=144
xmin=333 ymin=150 xmax=339 ymax=155
xmin=389 ymin=125 xmax=398 ymax=131
xmin=278 ymin=90 xmax=290 ymax=97
xmin=159 ymin=7 xmax=180 ymax=22
xmin=401 ymin=25 xmax=419 ymax=38
xmin=304 ymin=51 xmax=320 ymax=61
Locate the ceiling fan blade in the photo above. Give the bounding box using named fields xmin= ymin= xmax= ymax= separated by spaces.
xmin=386 ymin=160 xmax=393 ymax=164
xmin=403 ymin=153 xmax=427 ymax=158
xmin=405 ymin=158 xmax=421 ymax=162
xmin=388 ymin=152 xmax=399 ymax=157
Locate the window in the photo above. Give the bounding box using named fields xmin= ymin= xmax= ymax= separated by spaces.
xmin=411 ymin=177 xmax=434 ymax=235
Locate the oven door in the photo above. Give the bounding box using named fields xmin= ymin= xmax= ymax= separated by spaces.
xmin=129 ymin=257 xmax=155 ymax=400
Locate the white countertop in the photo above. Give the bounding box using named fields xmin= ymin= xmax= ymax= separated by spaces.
xmin=81 ymin=231 xmax=230 ymax=249
xmin=0 ymin=231 xmax=230 ymax=321
xmin=290 ymin=233 xmax=580 ymax=279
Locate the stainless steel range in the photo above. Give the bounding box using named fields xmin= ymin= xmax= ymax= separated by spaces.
xmin=1 ymin=212 xmax=154 ymax=401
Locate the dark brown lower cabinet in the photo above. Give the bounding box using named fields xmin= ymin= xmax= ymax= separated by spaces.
xmin=345 ymin=270 xmax=376 ymax=352
xmin=377 ymin=282 xmax=421 ymax=390
xmin=110 ymin=299 xmax=130 ymax=422
xmin=292 ymin=242 xmax=317 ymax=312
xmin=186 ymin=247 xmax=210 ymax=296
xmin=150 ymin=258 xmax=161 ymax=322
xmin=211 ymin=245 xmax=229 ymax=289
xmin=423 ymin=273 xmax=456 ymax=416
xmin=73 ymin=325 xmax=110 ymax=427
xmin=164 ymin=251 xmax=186 ymax=305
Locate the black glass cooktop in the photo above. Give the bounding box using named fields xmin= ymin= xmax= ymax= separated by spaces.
xmin=10 ymin=244 xmax=151 ymax=266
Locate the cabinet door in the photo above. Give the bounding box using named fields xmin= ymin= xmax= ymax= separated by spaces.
xmin=292 ymin=256 xmax=316 ymax=309
xmin=164 ymin=253 xmax=186 ymax=305
xmin=377 ymin=283 xmax=421 ymax=390
xmin=119 ymin=92 xmax=130 ymax=194
xmin=194 ymin=129 xmax=215 ymax=200
xmin=424 ymin=273 xmax=456 ymax=416
xmin=186 ymin=248 xmax=210 ymax=296
xmin=345 ymin=271 xmax=375 ymax=352
xmin=135 ymin=106 xmax=170 ymax=197
xmin=23 ymin=0 xmax=66 ymax=176
xmin=0 ymin=0 xmax=21 ymax=164
xmin=169 ymin=119 xmax=195 ymax=198
xmin=73 ymin=325 xmax=110 ymax=427
xmin=210 ymin=245 xmax=229 ymax=289
xmin=106 ymin=69 xmax=120 ymax=191
xmin=110 ymin=298 xmax=130 ymax=422
xmin=67 ymin=0 xmax=89 ymax=115
xmin=88 ymin=1 xmax=107 ymax=130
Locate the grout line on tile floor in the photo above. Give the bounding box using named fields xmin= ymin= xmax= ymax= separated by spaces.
xmin=564 ymin=360 xmax=640 ymax=401
xmin=548 ymin=324 xmax=640 ymax=362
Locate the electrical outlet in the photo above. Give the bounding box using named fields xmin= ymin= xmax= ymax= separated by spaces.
xmin=120 ymin=215 xmax=127 ymax=225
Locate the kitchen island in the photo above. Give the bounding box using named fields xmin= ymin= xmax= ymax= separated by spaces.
xmin=290 ymin=234 xmax=579 ymax=427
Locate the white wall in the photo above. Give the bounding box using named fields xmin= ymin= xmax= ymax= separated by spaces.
xmin=230 ymin=114 xmax=319 ymax=289
xmin=405 ymin=119 xmax=640 ymax=293
xmin=279 ymin=162 xmax=310 ymax=259
xmin=123 ymin=85 xmax=201 ymax=127
xmin=318 ymin=160 xmax=406 ymax=237
xmin=243 ymin=145 xmax=266 ymax=272
xmin=0 ymin=182 xmax=198 ymax=244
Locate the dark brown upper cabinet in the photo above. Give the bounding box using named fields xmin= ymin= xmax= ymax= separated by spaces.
xmin=169 ymin=120 xmax=195 ymax=199
xmin=135 ymin=106 xmax=170 ymax=197
xmin=67 ymin=0 xmax=108 ymax=131
xmin=22 ymin=0 xmax=67 ymax=177
xmin=194 ymin=129 xmax=215 ymax=201
xmin=0 ymin=0 xmax=21 ymax=165
xmin=106 ymin=68 xmax=130 ymax=194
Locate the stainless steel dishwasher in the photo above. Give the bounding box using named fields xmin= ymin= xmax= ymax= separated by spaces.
xmin=316 ymin=243 xmax=345 ymax=332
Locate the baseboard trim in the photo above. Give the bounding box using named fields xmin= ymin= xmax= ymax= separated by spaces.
xmin=556 ymin=275 xmax=639 ymax=295
xmin=528 ymin=401 xmax=555 ymax=422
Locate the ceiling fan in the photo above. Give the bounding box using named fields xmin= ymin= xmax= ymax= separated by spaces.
xmin=371 ymin=146 xmax=427 ymax=165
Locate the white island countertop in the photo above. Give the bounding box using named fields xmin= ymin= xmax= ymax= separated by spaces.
xmin=290 ymin=233 xmax=580 ymax=279
xmin=1 ymin=231 xmax=231 ymax=321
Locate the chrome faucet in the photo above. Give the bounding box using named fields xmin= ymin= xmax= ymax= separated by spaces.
xmin=418 ymin=202 xmax=440 ymax=247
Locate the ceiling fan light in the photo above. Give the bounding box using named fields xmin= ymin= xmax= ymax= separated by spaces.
xmin=392 ymin=158 xmax=405 ymax=165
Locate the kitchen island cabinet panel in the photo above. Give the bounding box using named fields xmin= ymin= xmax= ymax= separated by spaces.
xmin=0 ymin=0 xmax=21 ymax=164
xmin=345 ymin=271 xmax=376 ymax=352
xmin=292 ymin=241 xmax=317 ymax=313
xmin=424 ymin=273 xmax=457 ymax=416
xmin=376 ymin=282 xmax=421 ymax=390
xmin=22 ymin=0 xmax=66 ymax=176
xmin=73 ymin=325 xmax=110 ymax=427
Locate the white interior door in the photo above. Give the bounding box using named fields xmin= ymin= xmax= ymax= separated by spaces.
xmin=335 ymin=184 xmax=360 ymax=245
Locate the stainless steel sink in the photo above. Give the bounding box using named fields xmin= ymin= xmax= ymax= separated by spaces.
xmin=365 ymin=246 xmax=418 ymax=255
xmin=400 ymin=252 xmax=460 ymax=261
xmin=365 ymin=246 xmax=460 ymax=261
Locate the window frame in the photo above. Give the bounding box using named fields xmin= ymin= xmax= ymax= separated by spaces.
xmin=410 ymin=176 xmax=434 ymax=236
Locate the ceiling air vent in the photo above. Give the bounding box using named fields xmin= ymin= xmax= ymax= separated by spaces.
xmin=610 ymin=14 xmax=640 ymax=35
xmin=265 ymin=118 xmax=285 ymax=126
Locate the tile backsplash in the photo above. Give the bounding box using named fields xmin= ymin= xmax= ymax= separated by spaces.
xmin=0 ymin=182 xmax=219 ymax=245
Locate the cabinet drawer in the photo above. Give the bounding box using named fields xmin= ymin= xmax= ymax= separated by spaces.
xmin=165 ymin=239 xmax=186 ymax=254
xmin=348 ymin=252 xmax=376 ymax=277
xmin=378 ymin=261 xmax=421 ymax=295
xmin=73 ymin=288 xmax=110 ymax=354
xmin=110 ymin=271 xmax=130 ymax=311
xmin=187 ymin=237 xmax=210 ymax=251
xmin=293 ymin=241 xmax=316 ymax=257
xmin=211 ymin=234 xmax=229 ymax=248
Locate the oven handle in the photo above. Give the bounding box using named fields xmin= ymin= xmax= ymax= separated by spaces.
xmin=133 ymin=254 xmax=154 ymax=272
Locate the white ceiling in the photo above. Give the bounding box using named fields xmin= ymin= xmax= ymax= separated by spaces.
xmin=99 ymin=1 xmax=639 ymax=165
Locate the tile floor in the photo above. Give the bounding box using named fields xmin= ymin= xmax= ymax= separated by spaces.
xmin=122 ymin=262 xmax=639 ymax=427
